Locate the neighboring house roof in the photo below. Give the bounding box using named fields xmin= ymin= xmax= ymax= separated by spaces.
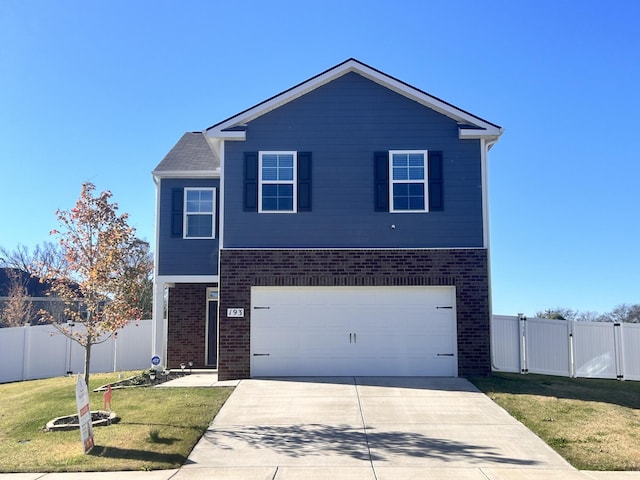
xmin=0 ymin=268 xmax=50 ymax=297
xmin=205 ymin=58 xmax=503 ymax=142
xmin=153 ymin=132 xmax=220 ymax=179
xmin=0 ymin=268 xmax=81 ymax=298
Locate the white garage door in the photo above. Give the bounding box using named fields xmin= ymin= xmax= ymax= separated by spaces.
xmin=250 ymin=286 xmax=457 ymax=377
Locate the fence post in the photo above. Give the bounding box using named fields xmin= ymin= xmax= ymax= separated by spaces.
xmin=20 ymin=324 xmax=30 ymax=381
xmin=113 ymin=332 xmax=118 ymax=373
xmin=22 ymin=324 xmax=32 ymax=380
xmin=568 ymin=321 xmax=575 ymax=378
xmin=518 ymin=313 xmax=528 ymax=374
xmin=614 ymin=323 xmax=624 ymax=380
xmin=64 ymin=323 xmax=73 ymax=375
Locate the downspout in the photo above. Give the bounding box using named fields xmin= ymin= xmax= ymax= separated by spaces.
xmin=483 ymin=137 xmax=500 ymax=373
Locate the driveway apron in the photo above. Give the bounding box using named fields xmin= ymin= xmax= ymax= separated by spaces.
xmin=177 ymin=377 xmax=582 ymax=480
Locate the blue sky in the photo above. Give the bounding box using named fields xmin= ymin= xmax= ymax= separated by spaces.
xmin=1 ymin=1 xmax=638 ymax=317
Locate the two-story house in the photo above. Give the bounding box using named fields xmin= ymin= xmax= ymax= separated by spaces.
xmin=152 ymin=59 xmax=502 ymax=380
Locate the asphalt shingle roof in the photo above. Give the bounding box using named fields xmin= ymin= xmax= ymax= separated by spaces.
xmin=153 ymin=132 xmax=219 ymax=174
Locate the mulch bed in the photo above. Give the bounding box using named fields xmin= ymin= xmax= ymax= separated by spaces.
xmin=93 ymin=370 xmax=187 ymax=392
xmin=45 ymin=411 xmax=118 ymax=431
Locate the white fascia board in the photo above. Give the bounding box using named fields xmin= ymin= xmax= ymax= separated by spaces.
xmin=205 ymin=59 xmax=502 ymax=139
xmin=155 ymin=275 xmax=219 ymax=284
xmin=152 ymin=169 xmax=221 ymax=180
xmin=213 ymin=130 xmax=246 ymax=141
xmin=459 ymin=128 xmax=503 ymax=140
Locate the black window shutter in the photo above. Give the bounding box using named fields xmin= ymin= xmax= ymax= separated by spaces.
xmin=428 ymin=151 xmax=444 ymax=211
xmin=374 ymin=152 xmax=389 ymax=212
xmin=297 ymin=152 xmax=312 ymax=212
xmin=171 ymin=188 xmax=183 ymax=237
xmin=243 ymin=152 xmax=258 ymax=212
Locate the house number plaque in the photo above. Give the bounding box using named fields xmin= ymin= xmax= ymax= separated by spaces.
xmin=227 ymin=308 xmax=245 ymax=318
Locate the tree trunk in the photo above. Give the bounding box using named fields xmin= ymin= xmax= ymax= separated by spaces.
xmin=84 ymin=339 xmax=92 ymax=387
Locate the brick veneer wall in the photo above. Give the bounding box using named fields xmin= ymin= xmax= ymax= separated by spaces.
xmin=218 ymin=249 xmax=490 ymax=380
xmin=167 ymin=283 xmax=216 ymax=369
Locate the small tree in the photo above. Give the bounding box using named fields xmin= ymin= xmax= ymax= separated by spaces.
xmin=39 ymin=182 xmax=148 ymax=385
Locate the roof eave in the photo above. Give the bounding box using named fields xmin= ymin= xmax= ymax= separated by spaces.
xmin=207 ymin=130 xmax=246 ymax=141
xmin=152 ymin=169 xmax=221 ymax=181
xmin=458 ymin=125 xmax=504 ymax=141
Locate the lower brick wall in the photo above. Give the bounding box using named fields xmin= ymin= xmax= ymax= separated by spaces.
xmin=218 ymin=249 xmax=490 ymax=380
xmin=167 ymin=283 xmax=216 ymax=369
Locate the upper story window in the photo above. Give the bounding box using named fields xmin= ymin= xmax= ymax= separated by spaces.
xmin=184 ymin=187 xmax=216 ymax=238
xmin=375 ymin=150 xmax=442 ymax=213
xmin=389 ymin=150 xmax=429 ymax=213
xmin=259 ymin=151 xmax=297 ymax=213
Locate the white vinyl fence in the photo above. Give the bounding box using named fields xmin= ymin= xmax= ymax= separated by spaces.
xmin=492 ymin=315 xmax=640 ymax=381
xmin=0 ymin=320 xmax=152 ymax=384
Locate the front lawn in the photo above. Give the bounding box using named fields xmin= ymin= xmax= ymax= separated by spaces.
xmin=0 ymin=372 xmax=233 ymax=472
xmin=470 ymin=372 xmax=640 ymax=471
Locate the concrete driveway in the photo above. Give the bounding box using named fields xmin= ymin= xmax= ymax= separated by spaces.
xmin=175 ymin=376 xmax=591 ymax=480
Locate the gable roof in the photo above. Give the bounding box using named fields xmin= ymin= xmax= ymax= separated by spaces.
xmin=205 ymin=58 xmax=503 ymax=141
xmin=153 ymin=132 xmax=220 ymax=179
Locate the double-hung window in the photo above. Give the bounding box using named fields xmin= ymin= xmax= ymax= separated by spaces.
xmin=389 ymin=150 xmax=428 ymax=213
xmin=184 ymin=187 xmax=216 ymax=238
xmin=259 ymin=151 xmax=297 ymax=213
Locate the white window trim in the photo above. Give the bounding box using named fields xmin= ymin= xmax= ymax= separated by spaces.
xmin=183 ymin=187 xmax=216 ymax=239
xmin=389 ymin=150 xmax=429 ymax=213
xmin=258 ymin=151 xmax=298 ymax=213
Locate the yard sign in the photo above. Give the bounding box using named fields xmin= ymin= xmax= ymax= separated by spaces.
xmin=75 ymin=374 xmax=94 ymax=453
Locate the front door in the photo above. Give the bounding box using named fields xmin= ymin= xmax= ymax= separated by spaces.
xmin=206 ymin=300 xmax=218 ymax=368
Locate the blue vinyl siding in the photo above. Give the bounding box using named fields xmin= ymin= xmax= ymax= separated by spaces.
xmin=158 ymin=178 xmax=220 ymax=275
xmin=224 ymin=72 xmax=483 ymax=248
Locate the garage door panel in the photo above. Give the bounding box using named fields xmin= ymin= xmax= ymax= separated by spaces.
xmin=254 ymin=327 xmax=344 ymax=356
xmin=251 ymin=286 xmax=457 ymax=377
xmin=253 ymin=352 xmax=355 ymax=377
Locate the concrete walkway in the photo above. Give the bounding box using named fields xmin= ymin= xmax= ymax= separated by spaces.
xmin=1 ymin=375 xmax=638 ymax=479
xmin=154 ymin=371 xmax=240 ymax=388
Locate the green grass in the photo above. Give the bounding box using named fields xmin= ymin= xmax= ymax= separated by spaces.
xmin=470 ymin=373 xmax=640 ymax=471
xmin=0 ymin=372 xmax=233 ymax=472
